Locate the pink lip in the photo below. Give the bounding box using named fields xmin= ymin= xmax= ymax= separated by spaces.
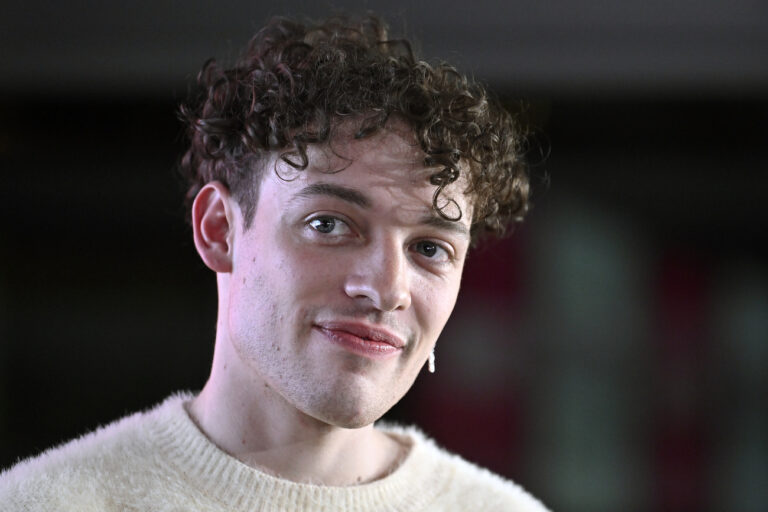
xmin=314 ymin=321 xmax=406 ymax=360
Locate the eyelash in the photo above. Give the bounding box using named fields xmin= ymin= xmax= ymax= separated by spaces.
xmin=411 ymin=240 xmax=452 ymax=263
xmin=304 ymin=214 xmax=455 ymax=264
xmin=307 ymin=215 xmax=352 ymax=236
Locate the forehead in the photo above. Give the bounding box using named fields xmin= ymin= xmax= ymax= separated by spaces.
xmin=306 ymin=121 xmax=431 ymax=180
xmin=271 ymin=121 xmax=472 ymax=221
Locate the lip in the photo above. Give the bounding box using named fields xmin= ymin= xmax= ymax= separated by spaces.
xmin=314 ymin=321 xmax=406 ymax=360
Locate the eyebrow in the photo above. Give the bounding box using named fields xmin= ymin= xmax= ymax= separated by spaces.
xmin=292 ymin=183 xmax=371 ymax=208
xmin=419 ymin=214 xmax=471 ymax=239
xmin=292 ymin=181 xmax=470 ymax=238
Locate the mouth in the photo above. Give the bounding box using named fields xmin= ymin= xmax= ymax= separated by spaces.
xmin=313 ymin=321 xmax=406 ymax=360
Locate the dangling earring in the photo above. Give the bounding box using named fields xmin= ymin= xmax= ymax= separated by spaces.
xmin=428 ymin=349 xmax=435 ymax=373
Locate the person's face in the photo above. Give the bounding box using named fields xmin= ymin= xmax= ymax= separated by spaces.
xmin=223 ymin=123 xmax=472 ymax=428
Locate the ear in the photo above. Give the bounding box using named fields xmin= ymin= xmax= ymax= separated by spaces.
xmin=192 ymin=181 xmax=235 ymax=273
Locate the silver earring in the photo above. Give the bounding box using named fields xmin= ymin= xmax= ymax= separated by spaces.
xmin=428 ymin=349 xmax=435 ymax=373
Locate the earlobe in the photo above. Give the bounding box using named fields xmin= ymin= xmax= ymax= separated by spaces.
xmin=192 ymin=182 xmax=235 ymax=273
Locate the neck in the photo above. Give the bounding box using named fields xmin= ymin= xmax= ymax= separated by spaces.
xmin=188 ymin=332 xmax=405 ymax=486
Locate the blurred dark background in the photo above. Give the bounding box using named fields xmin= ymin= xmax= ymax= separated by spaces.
xmin=1 ymin=1 xmax=767 ymax=511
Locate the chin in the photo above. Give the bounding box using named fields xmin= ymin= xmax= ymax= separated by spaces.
xmin=334 ymin=416 xmax=377 ymax=430
xmin=292 ymin=365 xmax=415 ymax=429
xmin=308 ymin=394 xmax=393 ymax=430
xmin=321 ymin=405 xmax=386 ymax=429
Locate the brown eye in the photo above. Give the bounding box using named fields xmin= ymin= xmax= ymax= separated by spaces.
xmin=411 ymin=240 xmax=453 ymax=265
xmin=414 ymin=241 xmax=438 ymax=257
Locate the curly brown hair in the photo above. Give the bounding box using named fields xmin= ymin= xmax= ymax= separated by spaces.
xmin=179 ymin=15 xmax=529 ymax=241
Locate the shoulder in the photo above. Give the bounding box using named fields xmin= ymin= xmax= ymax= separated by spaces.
xmin=0 ymin=392 xmax=193 ymax=512
xmin=380 ymin=424 xmax=550 ymax=512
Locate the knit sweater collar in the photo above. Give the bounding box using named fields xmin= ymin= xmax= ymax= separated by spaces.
xmin=148 ymin=393 xmax=451 ymax=512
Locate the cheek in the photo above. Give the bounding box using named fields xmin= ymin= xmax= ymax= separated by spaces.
xmin=279 ymin=233 xmax=349 ymax=289
xmin=413 ymin=276 xmax=461 ymax=338
xmin=242 ymin=229 xmax=339 ymax=292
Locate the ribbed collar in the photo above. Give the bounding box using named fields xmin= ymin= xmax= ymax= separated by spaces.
xmin=147 ymin=393 xmax=451 ymax=512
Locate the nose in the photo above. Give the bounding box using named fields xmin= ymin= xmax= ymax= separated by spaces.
xmin=344 ymin=238 xmax=412 ymax=312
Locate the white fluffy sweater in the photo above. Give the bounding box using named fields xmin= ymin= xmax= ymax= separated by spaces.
xmin=0 ymin=393 xmax=549 ymax=511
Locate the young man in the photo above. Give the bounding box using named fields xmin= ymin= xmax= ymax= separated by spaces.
xmin=0 ymin=15 xmax=548 ymax=511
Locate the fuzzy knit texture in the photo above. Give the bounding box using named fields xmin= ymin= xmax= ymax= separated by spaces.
xmin=0 ymin=393 xmax=549 ymax=511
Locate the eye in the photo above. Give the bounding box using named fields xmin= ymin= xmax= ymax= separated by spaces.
xmin=412 ymin=240 xmax=451 ymax=262
xmin=307 ymin=215 xmax=352 ymax=236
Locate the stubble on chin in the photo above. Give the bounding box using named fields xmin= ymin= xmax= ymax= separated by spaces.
xmin=231 ymin=297 xmax=423 ymax=429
